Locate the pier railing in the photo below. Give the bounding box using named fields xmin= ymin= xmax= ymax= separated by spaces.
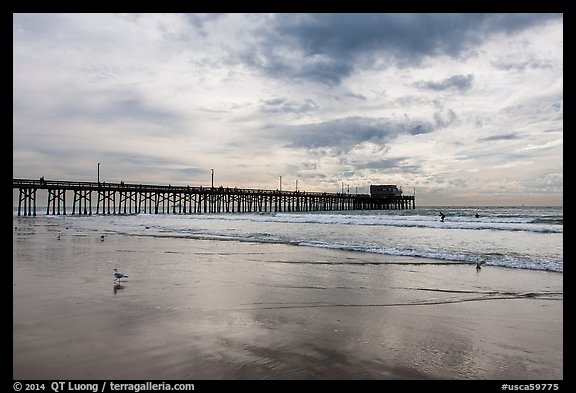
xmin=13 ymin=178 xmax=415 ymax=216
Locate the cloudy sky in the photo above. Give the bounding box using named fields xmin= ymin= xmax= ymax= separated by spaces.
xmin=13 ymin=13 xmax=563 ymax=206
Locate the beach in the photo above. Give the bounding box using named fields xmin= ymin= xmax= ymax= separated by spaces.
xmin=13 ymin=215 xmax=562 ymax=380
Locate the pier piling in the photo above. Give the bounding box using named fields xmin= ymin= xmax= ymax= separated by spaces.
xmin=13 ymin=179 xmax=415 ymax=216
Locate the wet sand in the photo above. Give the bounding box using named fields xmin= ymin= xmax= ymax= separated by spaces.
xmin=13 ymin=218 xmax=563 ymax=379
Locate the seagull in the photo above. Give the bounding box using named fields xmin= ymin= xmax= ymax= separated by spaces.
xmin=476 ymin=260 xmax=486 ymax=271
xmin=113 ymin=268 xmax=128 ymax=282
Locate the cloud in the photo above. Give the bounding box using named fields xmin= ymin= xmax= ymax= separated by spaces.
xmin=492 ymin=160 xmax=533 ymax=169
xmin=480 ymin=133 xmax=519 ymax=142
xmin=415 ymin=74 xmax=474 ymax=92
xmin=355 ymin=157 xmax=420 ymax=172
xmin=517 ymin=139 xmax=562 ymax=152
xmin=183 ymin=13 xmax=225 ymax=35
xmin=234 ymin=13 xmax=561 ymax=85
xmin=282 ymin=117 xmax=420 ymax=152
xmin=12 ymin=13 xmax=563 ymax=205
xmin=272 ymin=112 xmax=455 ymax=154
xmin=491 ymin=57 xmax=553 ymax=72
xmin=301 ymin=162 xmax=318 ymax=170
xmin=63 ymin=96 xmax=181 ymax=127
xmin=260 ymin=97 xmax=319 ymax=114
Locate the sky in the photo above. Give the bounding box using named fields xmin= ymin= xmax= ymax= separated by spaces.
xmin=13 ymin=13 xmax=563 ymax=206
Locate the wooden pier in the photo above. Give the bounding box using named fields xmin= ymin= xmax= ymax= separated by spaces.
xmin=13 ymin=178 xmax=415 ymax=216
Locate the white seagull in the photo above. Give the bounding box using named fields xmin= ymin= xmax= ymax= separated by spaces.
xmin=113 ymin=268 xmax=128 ymax=282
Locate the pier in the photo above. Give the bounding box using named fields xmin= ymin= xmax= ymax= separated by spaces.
xmin=13 ymin=178 xmax=415 ymax=216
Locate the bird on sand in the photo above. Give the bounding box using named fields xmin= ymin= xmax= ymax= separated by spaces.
xmin=476 ymin=260 xmax=486 ymax=271
xmin=113 ymin=268 xmax=128 ymax=282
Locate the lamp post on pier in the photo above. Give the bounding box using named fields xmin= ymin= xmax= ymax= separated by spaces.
xmin=98 ymin=162 xmax=101 ymax=184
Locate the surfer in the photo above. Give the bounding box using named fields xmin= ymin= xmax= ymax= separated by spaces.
xmin=475 ymin=212 xmax=480 ymax=218
xmin=439 ymin=211 xmax=445 ymax=222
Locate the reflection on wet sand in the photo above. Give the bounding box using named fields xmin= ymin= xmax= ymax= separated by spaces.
xmin=12 ymin=218 xmax=563 ymax=380
xmin=113 ymin=283 xmax=125 ymax=295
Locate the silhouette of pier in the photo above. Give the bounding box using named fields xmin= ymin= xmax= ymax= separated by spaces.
xmin=13 ymin=178 xmax=415 ymax=216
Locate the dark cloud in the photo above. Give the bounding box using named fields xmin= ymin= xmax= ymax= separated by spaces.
xmin=301 ymin=162 xmax=318 ymax=170
xmin=342 ymin=92 xmax=367 ymax=101
xmin=260 ymin=97 xmax=319 ymax=114
xmin=491 ymin=58 xmax=553 ymax=72
xmin=284 ymin=117 xmax=404 ymax=151
xmin=237 ymin=13 xmax=561 ymax=85
xmin=479 ymin=133 xmax=519 ymax=142
xmin=433 ymin=110 xmax=458 ymax=128
xmin=274 ymin=112 xmax=454 ymax=154
xmin=182 ymin=13 xmax=225 ymax=36
xmin=415 ymin=74 xmax=474 ymax=92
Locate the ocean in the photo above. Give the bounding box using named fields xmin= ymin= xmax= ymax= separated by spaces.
xmin=14 ymin=206 xmax=563 ymax=273
xmin=13 ymin=205 xmax=564 ymax=379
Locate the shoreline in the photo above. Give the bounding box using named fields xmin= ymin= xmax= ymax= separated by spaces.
xmin=13 ymin=219 xmax=563 ymax=379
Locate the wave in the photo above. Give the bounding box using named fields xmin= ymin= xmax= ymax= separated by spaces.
xmin=13 ymin=207 xmax=562 ymax=233
xmin=172 ymin=212 xmax=563 ymax=234
xmin=295 ymin=240 xmax=562 ymax=273
xmin=117 ymin=228 xmax=563 ymax=273
xmin=28 ymin=210 xmax=562 ymax=273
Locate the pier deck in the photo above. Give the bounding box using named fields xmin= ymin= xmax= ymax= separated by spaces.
xmin=13 ymin=178 xmax=415 ymax=216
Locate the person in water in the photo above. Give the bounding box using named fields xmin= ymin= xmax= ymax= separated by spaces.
xmin=475 ymin=212 xmax=480 ymax=218
xmin=439 ymin=211 xmax=445 ymax=222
